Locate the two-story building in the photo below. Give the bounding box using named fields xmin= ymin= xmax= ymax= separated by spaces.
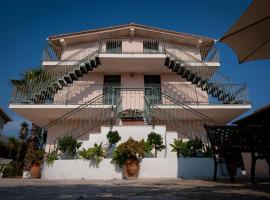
xmin=9 ymin=23 xmax=251 ymax=157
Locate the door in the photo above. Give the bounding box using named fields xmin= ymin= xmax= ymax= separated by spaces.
xmin=103 ymin=75 xmax=121 ymax=104
xmin=144 ymin=75 xmax=161 ymax=104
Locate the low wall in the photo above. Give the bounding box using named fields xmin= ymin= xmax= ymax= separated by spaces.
xmin=42 ymin=158 xmax=228 ymax=180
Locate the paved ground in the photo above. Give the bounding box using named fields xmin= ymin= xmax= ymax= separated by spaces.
xmin=0 ymin=178 xmax=270 ymax=200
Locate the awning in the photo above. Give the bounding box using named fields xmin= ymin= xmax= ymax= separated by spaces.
xmin=220 ymin=0 xmax=270 ymax=64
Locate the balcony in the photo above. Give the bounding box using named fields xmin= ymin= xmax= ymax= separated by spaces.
xmin=10 ymin=84 xmax=249 ymax=105
xmin=9 ymin=84 xmax=251 ymax=127
xmin=42 ymin=38 xmax=220 ymax=64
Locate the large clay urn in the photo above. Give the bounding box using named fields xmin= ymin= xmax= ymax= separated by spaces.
xmin=30 ymin=162 xmax=42 ymax=179
xmin=124 ymin=157 xmax=140 ymax=179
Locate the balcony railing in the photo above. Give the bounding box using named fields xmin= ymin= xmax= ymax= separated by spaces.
xmin=42 ymin=38 xmax=220 ymax=63
xmin=10 ymin=84 xmax=250 ymax=105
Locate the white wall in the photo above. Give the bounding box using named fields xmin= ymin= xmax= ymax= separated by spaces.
xmin=42 ymin=157 xmax=229 ymax=180
xmin=80 ymin=125 xmax=178 ymax=158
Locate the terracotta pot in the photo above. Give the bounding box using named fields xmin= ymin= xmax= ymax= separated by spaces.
xmin=124 ymin=158 xmax=140 ymax=179
xmin=30 ymin=162 xmax=41 ymax=179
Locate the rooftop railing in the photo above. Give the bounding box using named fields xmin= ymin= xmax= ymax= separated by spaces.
xmin=42 ymin=38 xmax=220 ymax=63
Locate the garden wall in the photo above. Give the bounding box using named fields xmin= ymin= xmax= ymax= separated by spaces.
xmin=42 ymin=158 xmax=228 ymax=179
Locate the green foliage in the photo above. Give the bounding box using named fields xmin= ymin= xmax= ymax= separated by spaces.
xmin=117 ymin=109 xmax=143 ymax=120
xmin=170 ymin=137 xmax=212 ymax=158
xmin=139 ymin=139 xmax=153 ymax=156
xmin=2 ymin=161 xmax=23 ymax=178
xmin=203 ymin=146 xmax=213 ymax=158
xmin=18 ymin=122 xmax=29 ymax=141
xmin=7 ymin=136 xmax=19 ymax=159
xmin=106 ymin=130 xmax=121 ymax=147
xmin=57 ymin=135 xmax=82 ymax=158
xmin=30 ymin=149 xmax=45 ymax=165
xmin=112 ymin=137 xmax=145 ymax=167
xmin=45 ymin=151 xmax=59 ymax=166
xmin=170 ymin=139 xmax=189 ymax=157
xmin=0 ymin=141 xmax=9 ymax=158
xmin=186 ymin=137 xmax=203 ymax=157
xmin=147 ymin=132 xmax=165 ymax=157
xmin=78 ymin=143 xmax=107 ymax=164
xmin=11 ymin=67 xmax=43 ymax=86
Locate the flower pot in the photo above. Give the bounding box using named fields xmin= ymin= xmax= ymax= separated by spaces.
xmin=124 ymin=157 xmax=140 ymax=179
xmin=30 ymin=162 xmax=41 ymax=179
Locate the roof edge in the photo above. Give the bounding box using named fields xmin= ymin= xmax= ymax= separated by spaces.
xmin=48 ymin=23 xmax=215 ymax=42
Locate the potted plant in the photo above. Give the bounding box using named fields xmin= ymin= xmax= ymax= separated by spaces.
xmin=106 ymin=130 xmax=121 ymax=157
xmin=139 ymin=139 xmax=153 ymax=158
xmin=45 ymin=150 xmax=59 ymax=166
xmin=78 ymin=143 xmax=107 ymax=165
xmin=170 ymin=137 xmax=210 ymax=158
xmin=112 ymin=137 xmax=145 ymax=179
xmin=28 ymin=149 xmax=45 ymax=179
xmin=170 ymin=137 xmax=214 ymax=178
xmin=117 ymin=109 xmax=144 ymax=125
xmin=147 ymin=132 xmax=165 ymax=157
xmin=57 ymin=135 xmax=82 ymax=159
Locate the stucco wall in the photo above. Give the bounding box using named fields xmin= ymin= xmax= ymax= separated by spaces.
xmin=53 ymin=73 xmax=104 ymax=104
xmin=41 ymin=158 xmax=229 ymax=180
xmin=161 ymin=73 xmax=208 ymax=103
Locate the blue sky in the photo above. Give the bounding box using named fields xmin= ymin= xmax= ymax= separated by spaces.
xmin=1 ymin=0 xmax=269 ymax=137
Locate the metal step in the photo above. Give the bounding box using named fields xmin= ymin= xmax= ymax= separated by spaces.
xmin=95 ymin=57 xmax=101 ymax=65
xmin=177 ymin=66 xmax=185 ymax=75
xmin=192 ymin=76 xmax=200 ymax=84
xmin=75 ymin=68 xmax=82 ymax=77
xmin=164 ymin=57 xmax=170 ymax=66
xmin=90 ymin=59 xmax=97 ymax=68
xmin=187 ymin=73 xmax=195 ymax=81
xmin=168 ymin=60 xmax=175 ymax=69
xmin=64 ymin=76 xmax=73 ymax=84
xmin=69 ymin=72 xmax=78 ymax=80
xmin=172 ymin=62 xmax=180 ymax=72
xmin=79 ymin=64 xmax=88 ymax=74
xmin=58 ymin=79 xmax=67 ymax=87
xmin=84 ymin=63 xmax=92 ymax=71
xmin=182 ymin=70 xmax=190 ymax=78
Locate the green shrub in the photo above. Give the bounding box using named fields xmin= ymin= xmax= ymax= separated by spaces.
xmin=147 ymin=132 xmax=165 ymax=157
xmin=139 ymin=139 xmax=153 ymax=156
xmin=170 ymin=139 xmax=189 ymax=157
xmin=203 ymin=146 xmax=213 ymax=157
xmin=57 ymin=135 xmax=82 ymax=158
xmin=106 ymin=130 xmax=121 ymax=148
xmin=186 ymin=137 xmax=203 ymax=157
xmin=170 ymin=137 xmax=211 ymax=158
xmin=45 ymin=150 xmax=59 ymax=166
xmin=78 ymin=143 xmax=107 ymax=164
xmin=112 ymin=137 xmax=145 ymax=167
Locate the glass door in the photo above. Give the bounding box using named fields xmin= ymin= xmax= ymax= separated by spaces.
xmin=103 ymin=75 xmax=121 ymax=104
xmin=144 ymin=75 xmax=161 ymax=104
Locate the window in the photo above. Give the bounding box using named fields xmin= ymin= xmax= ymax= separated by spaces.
xmin=143 ymin=41 xmax=159 ymax=53
xmin=106 ymin=41 xmax=122 ymax=53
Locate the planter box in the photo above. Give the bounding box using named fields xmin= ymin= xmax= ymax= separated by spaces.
xmin=178 ymin=157 xmax=214 ymax=178
xmin=121 ymin=120 xmax=145 ymax=125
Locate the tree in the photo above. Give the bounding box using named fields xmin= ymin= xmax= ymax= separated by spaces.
xmin=10 ymin=67 xmax=43 ymax=86
xmin=17 ymin=122 xmax=29 ymax=161
xmin=147 ymin=132 xmax=165 ymax=158
xmin=7 ymin=137 xmax=19 ymax=159
xmin=23 ymin=123 xmax=46 ymax=170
